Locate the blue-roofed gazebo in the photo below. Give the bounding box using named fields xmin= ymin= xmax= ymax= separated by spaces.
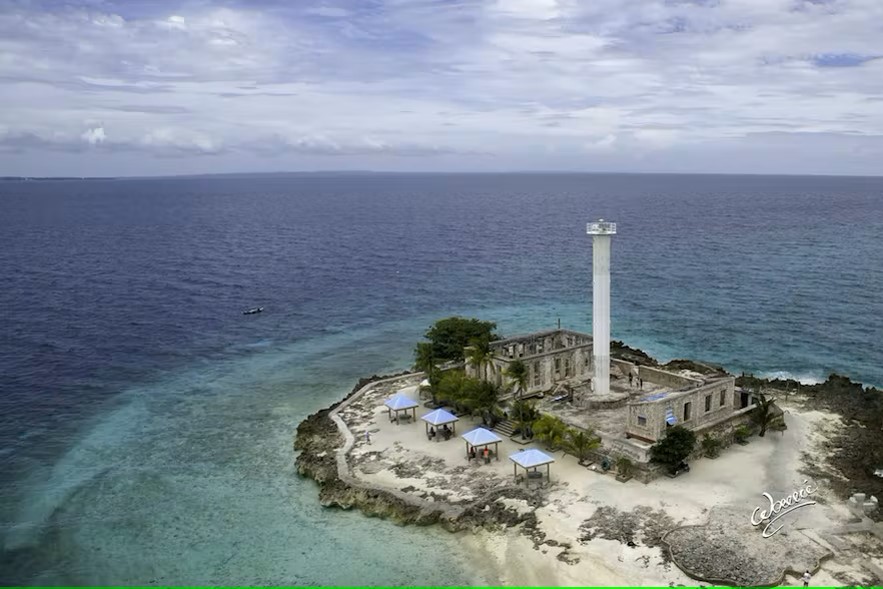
xmin=421 ymin=408 xmax=458 ymax=440
xmin=383 ymin=392 xmax=418 ymax=424
xmin=509 ymin=448 xmax=555 ymax=483
xmin=462 ymin=427 xmax=502 ymax=461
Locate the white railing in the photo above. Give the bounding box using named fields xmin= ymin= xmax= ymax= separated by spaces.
xmin=587 ymin=220 xmax=617 ymax=234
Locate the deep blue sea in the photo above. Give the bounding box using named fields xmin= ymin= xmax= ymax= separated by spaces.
xmin=1 ymin=173 xmax=881 ymax=585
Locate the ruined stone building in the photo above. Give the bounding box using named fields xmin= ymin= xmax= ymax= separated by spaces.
xmin=469 ymin=327 xmax=756 ymax=465
xmin=465 ymin=329 xmax=593 ymax=394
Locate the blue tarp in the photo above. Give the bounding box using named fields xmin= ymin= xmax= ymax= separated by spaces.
xmin=384 ymin=393 xmax=419 ymax=412
xmin=509 ymin=448 xmax=555 ymax=469
xmin=462 ymin=427 xmax=502 ymax=447
xmin=665 ymin=408 xmax=677 ymax=425
xmin=421 ymin=408 xmax=458 ymax=426
xmin=642 ymin=392 xmax=669 ymax=402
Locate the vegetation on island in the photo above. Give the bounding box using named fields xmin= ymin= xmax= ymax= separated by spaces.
xmin=565 ymin=428 xmax=601 ymax=465
xmin=739 ymin=373 xmax=786 ymax=437
xmin=533 ymin=414 xmax=569 ymax=449
xmin=416 ymin=316 xmax=498 ymax=363
xmin=431 ymin=369 xmax=502 ymax=425
xmin=511 ymin=399 xmax=540 ymax=438
xmin=650 ymin=425 xmax=697 ymax=470
xmin=505 ymin=359 xmax=528 ymax=397
xmin=733 ymin=424 xmax=752 ymax=444
xmin=701 ymin=434 xmax=722 ymax=458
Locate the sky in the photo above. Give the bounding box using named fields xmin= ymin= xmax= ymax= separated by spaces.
xmin=1 ymin=0 xmax=882 ymax=177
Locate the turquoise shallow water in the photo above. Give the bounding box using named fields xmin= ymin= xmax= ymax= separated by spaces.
xmin=1 ymin=173 xmax=881 ymax=584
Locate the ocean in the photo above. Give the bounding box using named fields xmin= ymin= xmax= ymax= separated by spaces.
xmin=0 ymin=172 xmax=881 ymax=584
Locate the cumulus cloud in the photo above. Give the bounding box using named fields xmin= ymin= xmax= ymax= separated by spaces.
xmin=0 ymin=0 xmax=882 ymax=174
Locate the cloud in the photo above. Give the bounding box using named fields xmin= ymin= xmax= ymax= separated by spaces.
xmin=1 ymin=0 xmax=883 ymax=174
xmin=81 ymin=126 xmax=107 ymax=145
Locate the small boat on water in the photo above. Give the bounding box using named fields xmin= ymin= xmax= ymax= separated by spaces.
xmin=243 ymin=307 xmax=264 ymax=315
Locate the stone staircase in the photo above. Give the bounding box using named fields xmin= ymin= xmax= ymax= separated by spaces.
xmin=494 ymin=419 xmax=516 ymax=437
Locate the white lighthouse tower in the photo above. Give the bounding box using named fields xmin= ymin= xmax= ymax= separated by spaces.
xmin=587 ymin=219 xmax=616 ymax=396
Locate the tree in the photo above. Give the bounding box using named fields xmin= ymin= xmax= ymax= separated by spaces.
xmin=511 ymin=399 xmax=539 ymax=439
xmin=435 ymin=370 xmax=469 ymax=410
xmin=533 ymin=414 xmax=569 ymax=450
xmin=701 ymin=434 xmax=722 ymax=458
xmin=414 ymin=342 xmax=435 ymax=374
xmin=467 ymin=380 xmax=501 ymax=425
xmin=505 ymin=359 xmax=528 ymax=397
xmin=650 ymin=425 xmax=696 ymax=469
xmin=422 ymin=317 xmax=498 ymax=362
xmin=616 ymin=456 xmax=634 ymax=478
xmin=564 ymin=428 xmax=600 ymax=464
xmin=414 ymin=342 xmax=440 ymax=403
xmin=466 ymin=336 xmax=493 ymax=381
xmin=752 ymin=392 xmax=784 ymax=437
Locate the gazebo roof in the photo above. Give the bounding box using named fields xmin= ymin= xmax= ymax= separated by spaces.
xmin=462 ymin=427 xmax=502 ymax=447
xmin=509 ymin=448 xmax=555 ymax=469
xmin=419 ymin=379 xmax=431 ymax=387
xmin=421 ymin=408 xmax=458 ymax=426
xmin=384 ymin=393 xmax=419 ymax=411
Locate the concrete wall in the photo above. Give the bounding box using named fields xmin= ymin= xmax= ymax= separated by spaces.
xmin=637 ymin=365 xmax=701 ymax=389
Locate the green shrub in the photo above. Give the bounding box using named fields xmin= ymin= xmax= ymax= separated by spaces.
xmin=650 ymin=425 xmax=696 ymax=468
xmin=701 ymin=434 xmax=722 ymax=458
xmin=734 ymin=424 xmax=752 ymax=442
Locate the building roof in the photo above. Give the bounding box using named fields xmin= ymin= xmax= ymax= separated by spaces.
xmin=462 ymin=427 xmax=503 ymax=447
xmin=509 ymin=448 xmax=555 ymax=469
xmin=421 ymin=408 xmax=459 ymax=426
xmin=384 ymin=393 xmax=419 ymax=412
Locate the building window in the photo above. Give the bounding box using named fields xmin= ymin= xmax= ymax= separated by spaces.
xmin=564 ymin=358 xmax=570 ymax=377
xmin=554 ymin=358 xmax=560 ymax=375
xmin=683 ymin=402 xmax=692 ymax=421
xmin=705 ymin=395 xmax=712 ymax=413
xmin=637 ymin=416 xmax=647 ymax=426
xmin=719 ymin=390 xmax=726 ymax=407
xmin=533 ymin=362 xmax=540 ymax=386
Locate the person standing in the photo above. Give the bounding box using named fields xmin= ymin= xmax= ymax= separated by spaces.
xmin=802 ymin=570 xmax=811 ymax=587
xmin=365 ymin=430 xmax=371 ymax=444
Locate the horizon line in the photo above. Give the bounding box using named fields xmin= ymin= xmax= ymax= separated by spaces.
xmin=4 ymin=169 xmax=883 ymax=181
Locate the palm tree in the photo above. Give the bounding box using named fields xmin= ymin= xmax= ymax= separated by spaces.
xmin=466 ymin=336 xmax=492 ymax=381
xmin=533 ymin=414 xmax=568 ymax=450
xmin=511 ymin=399 xmax=539 ymax=440
xmin=505 ymin=359 xmax=528 ymax=398
xmin=468 ymin=380 xmax=501 ymax=425
xmin=752 ymin=392 xmax=784 ymax=437
xmin=564 ymin=428 xmax=600 ymax=465
xmin=414 ymin=342 xmax=439 ymax=403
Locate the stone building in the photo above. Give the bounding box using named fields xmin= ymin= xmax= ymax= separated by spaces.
xmin=465 ymin=329 xmax=593 ymax=394
xmin=624 ymin=374 xmax=737 ymax=443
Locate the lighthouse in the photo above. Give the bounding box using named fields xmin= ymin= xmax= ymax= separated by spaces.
xmin=586 ymin=219 xmax=616 ymax=396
